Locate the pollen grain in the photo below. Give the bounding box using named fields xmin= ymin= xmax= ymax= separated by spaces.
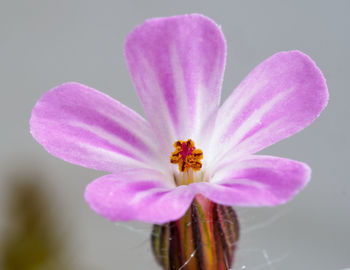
xmin=170 ymin=139 xmax=203 ymax=172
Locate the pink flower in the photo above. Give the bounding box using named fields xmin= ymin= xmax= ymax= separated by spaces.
xmin=30 ymin=14 xmax=328 ymax=224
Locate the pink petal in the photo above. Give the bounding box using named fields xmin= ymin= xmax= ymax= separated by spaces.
xmin=209 ymin=51 xmax=328 ymax=169
xmin=85 ymin=169 xmax=196 ymax=223
xmin=30 ymin=82 xmax=162 ymax=173
xmin=125 ymin=14 xmax=226 ymax=155
xmin=193 ymin=155 xmax=311 ymax=206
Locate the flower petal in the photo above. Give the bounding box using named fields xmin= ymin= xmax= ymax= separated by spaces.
xmin=125 ymin=14 xmax=226 ymax=154
xmin=30 ymin=82 xmax=163 ymax=173
xmin=209 ymin=51 xmax=328 ymax=169
xmin=193 ymin=155 xmax=311 ymax=206
xmin=85 ymin=169 xmax=196 ymax=223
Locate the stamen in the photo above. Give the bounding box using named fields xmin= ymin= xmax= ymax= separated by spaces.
xmin=170 ymin=139 xmax=203 ymax=173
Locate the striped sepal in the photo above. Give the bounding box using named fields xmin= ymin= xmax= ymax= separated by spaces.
xmin=151 ymin=195 xmax=239 ymax=270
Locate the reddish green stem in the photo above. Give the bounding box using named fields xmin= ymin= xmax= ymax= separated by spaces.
xmin=151 ymin=195 xmax=240 ymax=270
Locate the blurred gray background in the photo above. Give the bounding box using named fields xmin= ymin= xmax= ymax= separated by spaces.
xmin=0 ymin=0 xmax=349 ymax=269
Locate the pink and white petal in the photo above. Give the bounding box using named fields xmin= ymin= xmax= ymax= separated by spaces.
xmin=85 ymin=169 xmax=196 ymax=224
xmin=208 ymin=51 xmax=328 ymax=170
xmin=125 ymin=14 xmax=226 ymax=155
xmin=30 ymin=82 xmax=163 ymax=173
xmin=193 ymin=155 xmax=311 ymax=206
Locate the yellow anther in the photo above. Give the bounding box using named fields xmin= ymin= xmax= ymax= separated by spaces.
xmin=170 ymin=139 xmax=203 ymax=172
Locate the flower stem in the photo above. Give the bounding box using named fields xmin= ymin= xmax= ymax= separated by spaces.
xmin=151 ymin=195 xmax=239 ymax=270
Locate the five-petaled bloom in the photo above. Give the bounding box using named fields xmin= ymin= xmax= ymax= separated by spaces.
xmin=30 ymin=14 xmax=328 ymax=224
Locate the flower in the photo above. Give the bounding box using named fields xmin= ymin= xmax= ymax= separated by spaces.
xmin=30 ymin=14 xmax=328 ymax=224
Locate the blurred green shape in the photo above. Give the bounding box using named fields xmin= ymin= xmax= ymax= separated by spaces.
xmin=0 ymin=173 xmax=79 ymax=270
